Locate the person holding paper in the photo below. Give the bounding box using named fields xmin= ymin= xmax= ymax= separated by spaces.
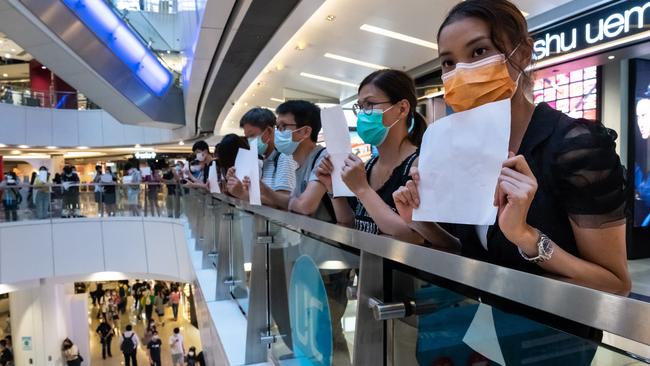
xmin=34 ymin=166 xmax=50 ymax=219
xmin=315 ymin=69 xmax=435 ymax=245
xmin=124 ymin=163 xmax=142 ymax=216
xmin=61 ymin=165 xmax=81 ymax=218
xmin=393 ymin=0 xmax=630 ymax=296
xmin=184 ymin=140 xmax=213 ymax=190
xmin=226 ymin=108 xmax=297 ymax=207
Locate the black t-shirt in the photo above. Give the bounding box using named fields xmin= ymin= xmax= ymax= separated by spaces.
xmin=351 ymin=151 xmax=418 ymax=234
xmin=96 ymin=322 xmax=113 ymax=338
xmin=450 ymin=102 xmax=626 ymax=275
xmin=163 ymin=171 xmax=177 ymax=195
xmin=147 ymin=339 xmax=162 ymax=359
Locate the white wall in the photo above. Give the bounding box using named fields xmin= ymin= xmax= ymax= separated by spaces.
xmin=0 ymin=103 xmax=176 ymax=147
xmin=0 ymin=217 xmax=194 ymax=290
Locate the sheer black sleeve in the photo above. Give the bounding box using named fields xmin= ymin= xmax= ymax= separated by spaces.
xmin=551 ymin=119 xmax=626 ymax=228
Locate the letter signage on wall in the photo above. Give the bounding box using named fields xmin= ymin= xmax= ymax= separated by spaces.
xmin=532 ymin=0 xmax=650 ymax=61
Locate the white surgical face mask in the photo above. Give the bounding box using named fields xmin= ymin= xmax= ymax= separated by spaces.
xmin=196 ymin=152 xmax=206 ymax=162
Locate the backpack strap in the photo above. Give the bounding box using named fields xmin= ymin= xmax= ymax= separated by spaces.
xmin=310 ymin=147 xmax=336 ymax=222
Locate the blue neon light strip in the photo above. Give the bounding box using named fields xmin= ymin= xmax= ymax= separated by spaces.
xmin=61 ymin=0 xmax=173 ymax=97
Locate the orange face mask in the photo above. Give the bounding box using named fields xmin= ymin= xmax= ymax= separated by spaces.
xmin=442 ymin=53 xmax=519 ymax=113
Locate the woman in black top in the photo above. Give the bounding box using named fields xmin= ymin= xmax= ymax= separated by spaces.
xmin=393 ymin=0 xmax=630 ymax=295
xmin=316 ymin=69 xmax=427 ymax=242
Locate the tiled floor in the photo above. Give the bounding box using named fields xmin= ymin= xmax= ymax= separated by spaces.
xmin=86 ymin=287 xmax=203 ymax=366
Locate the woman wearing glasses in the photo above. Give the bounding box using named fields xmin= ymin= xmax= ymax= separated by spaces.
xmin=317 ymin=70 xmax=456 ymax=247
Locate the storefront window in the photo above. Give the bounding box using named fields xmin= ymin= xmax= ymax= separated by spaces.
xmin=533 ymin=66 xmax=599 ymax=121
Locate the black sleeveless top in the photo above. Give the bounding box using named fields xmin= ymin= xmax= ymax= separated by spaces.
xmin=352 ymin=151 xmax=419 ymax=234
xmin=451 ymin=102 xmax=627 ymax=275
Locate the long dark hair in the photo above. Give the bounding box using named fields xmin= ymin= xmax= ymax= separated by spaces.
xmin=217 ymin=134 xmax=250 ymax=171
xmin=358 ymin=69 xmax=426 ymax=146
xmin=438 ymin=0 xmax=533 ymax=89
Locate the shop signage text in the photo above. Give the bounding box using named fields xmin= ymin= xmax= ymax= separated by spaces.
xmin=533 ymin=1 xmax=650 ymax=61
xmin=134 ymin=151 xmax=156 ymax=159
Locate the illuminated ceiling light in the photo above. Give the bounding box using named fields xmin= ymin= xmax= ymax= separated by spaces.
xmin=1 ymin=73 xmax=7 ymax=78
xmin=360 ymin=24 xmax=438 ymax=49
xmin=41 ymin=66 xmax=47 ymax=70
xmin=46 ymin=146 xmax=58 ymax=149
xmin=275 ymin=63 xmax=284 ymax=71
xmin=295 ymin=42 xmax=307 ymax=51
xmin=0 ymin=40 xmax=3 ymax=44
xmin=77 ymin=146 xmax=89 ymax=149
xmin=244 ymin=102 xmax=248 ymax=106
xmin=17 ymin=145 xmax=29 ymax=148
xmin=0 ymin=143 xmax=6 ymax=147
xmin=251 ymin=93 xmax=256 ymax=97
xmin=324 ymin=53 xmax=387 ymax=70
xmin=270 ymin=97 xmax=285 ymax=103
xmin=326 ymin=15 xmax=336 ymax=22
xmin=3 ymin=53 xmax=10 ymax=59
xmin=521 ymin=10 xmax=529 ymax=17
xmin=135 ymin=144 xmax=141 ymax=148
xmin=300 ymin=72 xmax=357 ymax=87
xmin=10 ymin=150 xmax=21 ymax=155
xmin=608 ymin=55 xmax=616 ymax=60
xmin=178 ymin=140 xmax=184 ymax=146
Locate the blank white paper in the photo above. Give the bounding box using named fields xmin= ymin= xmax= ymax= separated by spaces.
xmin=234 ymin=143 xmax=261 ymax=205
xmin=208 ymin=161 xmax=221 ymax=194
xmin=321 ymin=105 xmax=354 ymax=197
xmin=462 ymin=303 xmax=505 ymax=365
xmin=412 ymin=99 xmax=510 ymax=225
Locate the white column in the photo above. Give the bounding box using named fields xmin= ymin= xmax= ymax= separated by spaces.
xmin=9 ymin=280 xmax=89 ymax=366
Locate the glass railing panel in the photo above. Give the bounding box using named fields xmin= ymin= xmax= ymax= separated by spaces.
xmin=387 ymin=268 xmax=648 ymax=365
xmin=229 ymin=210 xmax=254 ymax=314
xmin=0 ymin=87 xmax=98 ymax=110
xmin=267 ymin=222 xmax=359 ymax=366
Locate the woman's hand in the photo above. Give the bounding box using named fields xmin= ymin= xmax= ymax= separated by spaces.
xmin=341 ymin=154 xmax=370 ymax=194
xmin=393 ymin=167 xmax=421 ymax=223
xmin=226 ymin=167 xmax=244 ymax=198
xmin=494 ymin=153 xmax=538 ymax=251
xmin=315 ymin=154 xmax=334 ymax=193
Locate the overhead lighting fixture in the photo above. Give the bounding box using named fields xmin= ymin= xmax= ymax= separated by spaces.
xmin=326 ymin=15 xmax=336 ymax=22
xmin=300 ymin=72 xmax=357 ymax=87
xmin=17 ymin=145 xmax=29 ymax=148
xmin=77 ymin=146 xmax=89 ymax=149
xmin=46 ymin=146 xmax=58 ymax=149
xmin=275 ymin=64 xmax=285 ymax=71
xmin=608 ymin=55 xmax=616 ymax=60
xmin=135 ymin=144 xmax=141 ymax=148
xmin=360 ymin=24 xmax=438 ymax=49
xmin=10 ymin=150 xmax=21 ymax=155
xmin=324 ymin=53 xmax=387 ymax=70
xmin=10 ymin=48 xmax=15 ymax=52
xmin=0 ymin=143 xmax=6 ymax=147
xmin=295 ymin=42 xmax=307 ymax=51
xmin=3 ymin=53 xmax=10 ymax=59
xmin=1 ymin=73 xmax=7 ymax=78
xmin=41 ymin=66 xmax=47 ymax=70
xmin=270 ymin=97 xmax=285 ymax=103
xmin=178 ymin=140 xmax=185 ymax=146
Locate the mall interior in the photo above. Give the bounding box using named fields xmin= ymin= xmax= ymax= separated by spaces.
xmin=3 ymin=0 xmax=650 ymax=365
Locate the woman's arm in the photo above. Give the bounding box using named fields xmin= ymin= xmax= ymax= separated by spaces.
xmin=496 ymin=154 xmax=631 ymax=295
xmin=342 ymin=154 xmax=423 ymax=243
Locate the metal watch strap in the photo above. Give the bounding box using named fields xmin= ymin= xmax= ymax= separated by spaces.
xmin=518 ymin=231 xmax=554 ymax=264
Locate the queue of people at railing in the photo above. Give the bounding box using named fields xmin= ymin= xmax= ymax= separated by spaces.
xmin=188 ymin=0 xmax=632 ymax=298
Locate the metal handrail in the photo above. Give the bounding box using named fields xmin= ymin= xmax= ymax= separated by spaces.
xmin=210 ymin=192 xmax=650 ymax=347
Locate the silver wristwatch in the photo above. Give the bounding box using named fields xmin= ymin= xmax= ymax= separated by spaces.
xmin=518 ymin=231 xmax=554 ymax=264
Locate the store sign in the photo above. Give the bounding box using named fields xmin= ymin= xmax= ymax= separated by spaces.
xmin=134 ymin=151 xmax=156 ymax=159
xmin=532 ymin=0 xmax=650 ymax=61
xmin=289 ymin=255 xmax=332 ymax=366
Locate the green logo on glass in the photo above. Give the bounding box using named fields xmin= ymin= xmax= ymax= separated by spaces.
xmin=289 ymin=255 xmax=333 ymax=365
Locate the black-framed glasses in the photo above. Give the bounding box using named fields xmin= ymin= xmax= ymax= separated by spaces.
xmin=276 ymin=123 xmax=298 ymax=132
xmin=352 ymin=100 xmax=392 ymax=116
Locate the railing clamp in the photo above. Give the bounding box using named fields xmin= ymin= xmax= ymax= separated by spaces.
xmin=260 ymin=332 xmax=285 ymax=345
xmin=346 ymin=286 xmax=358 ymax=301
xmin=256 ymin=236 xmax=274 ymax=245
xmin=223 ymin=277 xmax=242 ymax=286
xmin=222 ymin=213 xmax=234 ymax=220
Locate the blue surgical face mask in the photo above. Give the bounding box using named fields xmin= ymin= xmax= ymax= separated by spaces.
xmin=274 ymin=128 xmax=304 ymax=155
xmin=251 ymin=133 xmax=268 ymax=156
xmin=356 ymin=104 xmax=400 ymax=146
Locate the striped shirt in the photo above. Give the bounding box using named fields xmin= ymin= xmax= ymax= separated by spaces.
xmin=261 ymin=149 xmax=297 ymax=192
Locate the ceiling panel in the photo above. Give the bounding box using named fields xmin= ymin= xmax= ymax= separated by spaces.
xmin=216 ymin=0 xmax=575 ymax=133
